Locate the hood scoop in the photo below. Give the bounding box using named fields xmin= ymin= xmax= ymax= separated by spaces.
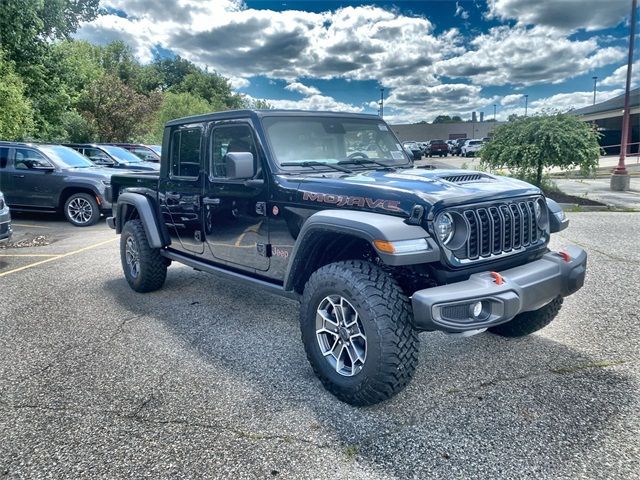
xmin=437 ymin=173 xmax=493 ymax=184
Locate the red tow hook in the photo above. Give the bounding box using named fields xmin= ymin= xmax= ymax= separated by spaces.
xmin=490 ymin=271 xmax=505 ymax=285
xmin=558 ymin=251 xmax=571 ymax=262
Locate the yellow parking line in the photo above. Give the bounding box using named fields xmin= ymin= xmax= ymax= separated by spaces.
xmin=11 ymin=223 xmax=52 ymax=229
xmin=0 ymin=254 xmax=60 ymax=257
xmin=0 ymin=238 xmax=117 ymax=277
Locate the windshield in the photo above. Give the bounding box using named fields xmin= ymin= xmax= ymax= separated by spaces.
xmin=263 ymin=117 xmax=410 ymax=168
xmin=149 ymin=145 xmax=161 ymax=154
xmin=39 ymin=146 xmax=95 ymax=168
xmin=469 ymin=141 xmax=482 ymax=145
xmin=101 ymin=145 xmax=143 ymax=163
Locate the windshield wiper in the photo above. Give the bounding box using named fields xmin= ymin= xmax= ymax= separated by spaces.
xmin=280 ymin=161 xmax=353 ymax=174
xmin=337 ymin=158 xmax=395 ymax=169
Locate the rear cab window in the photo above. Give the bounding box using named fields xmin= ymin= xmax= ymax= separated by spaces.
xmin=169 ymin=125 xmax=203 ymax=179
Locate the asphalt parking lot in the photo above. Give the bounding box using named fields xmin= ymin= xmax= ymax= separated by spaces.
xmin=1 ymin=212 xmax=639 ymax=479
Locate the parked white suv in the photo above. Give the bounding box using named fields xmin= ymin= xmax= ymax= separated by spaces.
xmin=461 ymin=139 xmax=484 ymax=157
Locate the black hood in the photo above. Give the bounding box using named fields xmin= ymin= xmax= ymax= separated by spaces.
xmin=278 ymin=168 xmax=541 ymax=217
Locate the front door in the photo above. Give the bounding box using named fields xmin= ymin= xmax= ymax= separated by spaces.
xmin=203 ymin=122 xmax=269 ymax=272
xmin=11 ymin=148 xmax=58 ymax=207
xmin=160 ymin=124 xmax=205 ymax=255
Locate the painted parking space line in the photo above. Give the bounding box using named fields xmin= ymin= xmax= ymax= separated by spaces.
xmin=0 ymin=254 xmax=60 ymax=257
xmin=0 ymin=238 xmax=117 ymax=278
xmin=11 ymin=223 xmax=52 ymax=229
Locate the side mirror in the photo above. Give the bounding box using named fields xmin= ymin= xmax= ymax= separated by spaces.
xmin=32 ymin=164 xmax=55 ymax=171
xmin=224 ymin=152 xmax=255 ymax=179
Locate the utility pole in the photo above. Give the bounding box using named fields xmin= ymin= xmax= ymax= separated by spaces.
xmin=493 ymin=104 xmax=497 ymax=121
xmin=592 ymin=76 xmax=598 ymax=105
xmin=379 ymin=87 xmax=384 ymax=118
xmin=611 ymin=0 xmax=636 ymax=191
xmin=524 ymin=94 xmax=529 ymax=117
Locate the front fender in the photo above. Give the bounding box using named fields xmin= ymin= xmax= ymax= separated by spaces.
xmin=283 ymin=210 xmax=440 ymax=291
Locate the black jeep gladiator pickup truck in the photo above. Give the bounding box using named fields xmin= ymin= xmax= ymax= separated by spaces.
xmin=107 ymin=110 xmax=587 ymax=405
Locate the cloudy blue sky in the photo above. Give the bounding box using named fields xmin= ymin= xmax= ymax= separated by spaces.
xmin=76 ymin=0 xmax=638 ymax=123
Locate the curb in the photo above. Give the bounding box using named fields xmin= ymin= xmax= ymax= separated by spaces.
xmin=558 ymin=203 xmax=639 ymax=212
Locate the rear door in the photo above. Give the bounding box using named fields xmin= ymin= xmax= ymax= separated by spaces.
xmin=159 ymin=123 xmax=205 ymax=255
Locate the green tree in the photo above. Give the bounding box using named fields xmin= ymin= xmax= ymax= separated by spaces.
xmin=479 ymin=113 xmax=600 ymax=186
xmin=146 ymin=91 xmax=213 ymax=142
xmin=0 ymin=51 xmax=34 ymax=139
xmin=0 ymin=0 xmax=100 ymax=63
xmin=432 ymin=115 xmax=463 ymax=123
xmin=78 ymin=74 xmax=161 ymax=142
xmin=174 ymin=70 xmax=245 ymax=110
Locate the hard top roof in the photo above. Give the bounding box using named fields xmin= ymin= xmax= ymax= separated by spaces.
xmin=165 ymin=109 xmax=382 ymax=127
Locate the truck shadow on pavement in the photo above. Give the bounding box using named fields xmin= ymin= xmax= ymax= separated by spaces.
xmin=103 ymin=269 xmax=635 ymax=479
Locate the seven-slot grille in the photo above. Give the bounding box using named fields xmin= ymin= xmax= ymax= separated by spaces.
xmin=453 ymin=198 xmax=543 ymax=261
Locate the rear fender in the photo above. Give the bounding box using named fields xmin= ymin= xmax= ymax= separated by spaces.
xmin=115 ymin=192 xmax=167 ymax=248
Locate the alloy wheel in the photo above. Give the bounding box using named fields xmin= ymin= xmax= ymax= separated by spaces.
xmin=316 ymin=295 xmax=367 ymax=376
xmin=125 ymin=236 xmax=140 ymax=279
xmin=67 ymin=197 xmax=94 ymax=224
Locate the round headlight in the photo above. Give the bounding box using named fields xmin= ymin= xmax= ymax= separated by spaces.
xmin=535 ymin=198 xmax=549 ymax=230
xmin=435 ymin=213 xmax=454 ymax=245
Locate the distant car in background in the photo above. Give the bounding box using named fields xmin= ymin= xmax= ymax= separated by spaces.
xmin=0 ymin=190 xmax=12 ymax=243
xmin=106 ymin=143 xmax=160 ymax=162
xmin=64 ymin=144 xmax=160 ymax=171
xmin=450 ymin=138 xmax=466 ymax=156
xmin=426 ymin=139 xmax=449 ymax=157
xmin=461 ymin=139 xmax=484 ymax=157
xmin=402 ymin=141 xmax=423 ymax=160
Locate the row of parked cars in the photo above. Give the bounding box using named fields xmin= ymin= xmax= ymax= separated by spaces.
xmin=0 ymin=142 xmax=161 ymax=230
xmin=402 ymin=138 xmax=489 ymax=160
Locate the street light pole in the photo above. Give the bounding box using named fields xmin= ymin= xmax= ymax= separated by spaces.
xmin=524 ymin=94 xmax=529 ymax=117
xmin=592 ymin=76 xmax=598 ymax=105
xmin=611 ymin=0 xmax=636 ymax=191
xmin=493 ymin=104 xmax=497 ymax=121
xmin=379 ymin=87 xmax=384 ymax=118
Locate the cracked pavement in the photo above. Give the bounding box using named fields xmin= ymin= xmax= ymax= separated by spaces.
xmin=0 ymin=212 xmax=639 ymax=479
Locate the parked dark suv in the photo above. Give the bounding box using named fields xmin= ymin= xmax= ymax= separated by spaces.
xmin=65 ymin=144 xmax=160 ymax=171
xmin=0 ymin=143 xmax=113 ymax=226
xmin=106 ymin=143 xmax=161 ymax=162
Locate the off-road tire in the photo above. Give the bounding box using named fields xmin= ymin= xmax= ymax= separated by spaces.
xmin=120 ymin=219 xmax=167 ymax=293
xmin=489 ymin=296 xmax=563 ymax=337
xmin=300 ymin=260 xmax=419 ymax=406
xmin=63 ymin=193 xmax=100 ymax=226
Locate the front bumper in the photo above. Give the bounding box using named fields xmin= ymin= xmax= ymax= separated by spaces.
xmin=412 ymin=246 xmax=587 ymax=332
xmin=0 ymin=209 xmax=12 ymax=243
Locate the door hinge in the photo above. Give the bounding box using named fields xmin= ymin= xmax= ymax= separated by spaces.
xmin=257 ymin=243 xmax=272 ymax=257
xmin=255 ymin=201 xmax=266 ymax=216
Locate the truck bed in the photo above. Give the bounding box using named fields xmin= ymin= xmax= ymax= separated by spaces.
xmin=110 ymin=171 xmax=159 ymax=203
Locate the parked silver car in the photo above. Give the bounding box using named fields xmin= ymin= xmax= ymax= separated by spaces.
xmin=0 ymin=190 xmax=12 ymax=244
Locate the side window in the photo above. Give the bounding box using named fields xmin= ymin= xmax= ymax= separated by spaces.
xmin=83 ymin=148 xmax=113 ymax=166
xmin=0 ymin=148 xmax=8 ymax=168
xmin=211 ymin=125 xmax=257 ymax=178
xmin=131 ymin=147 xmax=156 ymax=162
xmin=170 ymin=127 xmax=202 ymax=179
xmin=14 ymin=149 xmax=53 ymax=170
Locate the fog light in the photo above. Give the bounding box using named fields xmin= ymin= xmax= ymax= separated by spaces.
xmin=471 ymin=301 xmax=483 ymax=318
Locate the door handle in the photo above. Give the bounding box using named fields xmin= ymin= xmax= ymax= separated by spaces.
xmin=202 ymin=198 xmax=221 ymax=205
xmin=13 ymin=174 xmax=25 ymax=179
xmin=165 ymin=192 xmax=181 ymax=200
